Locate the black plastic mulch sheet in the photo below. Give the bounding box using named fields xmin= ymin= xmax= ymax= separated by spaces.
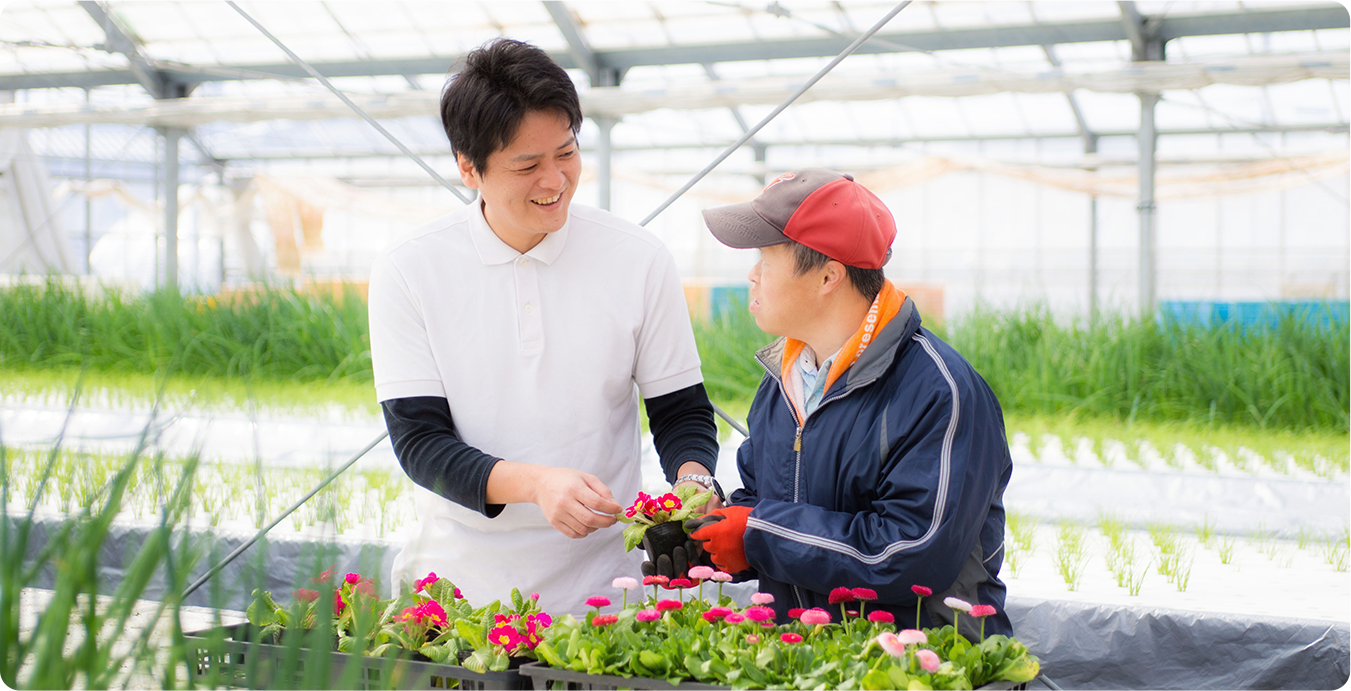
xmin=1009 ymin=596 xmax=1350 ymax=690
xmin=13 ymin=516 xmax=1350 ymax=689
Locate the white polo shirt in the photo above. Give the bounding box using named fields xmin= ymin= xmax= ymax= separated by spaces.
xmin=368 ymin=200 xmax=703 ymax=616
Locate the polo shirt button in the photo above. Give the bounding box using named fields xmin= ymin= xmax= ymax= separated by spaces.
xmin=517 ymin=257 xmax=527 ymax=265
xmin=524 ymin=303 xmax=533 ymax=312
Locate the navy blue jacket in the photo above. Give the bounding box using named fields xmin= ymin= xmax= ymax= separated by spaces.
xmin=731 ymin=298 xmax=1014 ymax=638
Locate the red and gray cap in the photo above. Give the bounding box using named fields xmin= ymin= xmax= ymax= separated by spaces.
xmin=702 ymin=168 xmax=896 ymax=269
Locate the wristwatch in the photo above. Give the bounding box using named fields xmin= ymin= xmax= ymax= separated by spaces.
xmin=675 ymin=473 xmax=726 ymax=503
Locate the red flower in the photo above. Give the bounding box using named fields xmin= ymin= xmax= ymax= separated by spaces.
xmin=419 ymin=600 xmax=448 ymax=626
xmin=591 ymin=614 xmax=619 ymax=627
xmin=702 ymin=611 xmax=721 ymax=622
xmin=312 ymin=566 xmax=336 ymax=584
xmin=868 ymin=611 xmax=896 ymax=623
xmin=787 ymin=608 xmax=805 ymax=619
xmin=828 ymin=587 xmax=856 ymax=604
xmin=847 ymin=610 xmax=859 ymax=618
xmin=657 ymin=492 xmax=682 ymax=511
xmin=344 ymin=572 xmax=361 ymax=585
xmin=456 ymin=588 xmax=464 ymax=599
xmin=744 ymin=606 xmax=773 ymax=622
xmin=708 ymin=607 xmax=734 ymax=618
xmin=355 ymin=580 xmax=375 ymax=597
xmin=780 ymin=633 xmax=803 ymax=644
xmin=489 ymin=624 xmax=524 ymax=648
xmin=293 ymin=588 xmax=319 ymax=602
xmin=333 ymin=591 xmax=346 ymax=615
xmin=910 ymin=585 xmax=933 ymax=597
xmin=970 ymin=604 xmax=998 ymax=618
xmin=643 ymin=575 xmax=669 ymax=586
xmin=585 ymin=596 xmax=612 ymax=609
xmin=414 ymin=572 xmax=439 ymax=593
xmin=656 ymin=599 xmax=683 ymax=612
xmin=668 ymin=578 xmax=693 ymax=589
xmin=852 ymin=587 xmax=878 ymax=601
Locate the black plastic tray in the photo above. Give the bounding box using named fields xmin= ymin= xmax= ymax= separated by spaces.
xmin=184 ymin=624 xmax=528 ymax=690
xmin=517 ymin=661 xmax=1028 ymax=691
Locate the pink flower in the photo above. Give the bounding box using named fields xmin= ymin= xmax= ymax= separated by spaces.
xmin=876 ymin=632 xmax=906 ymax=657
xmin=612 ymin=577 xmax=638 ymax=590
xmin=944 ymin=597 xmax=972 ymax=612
xmin=724 ymin=612 xmax=746 ymax=624
xmin=528 ymin=612 xmax=552 ymax=629
xmin=916 ymin=649 xmax=941 ymax=673
xmin=750 ymin=592 xmax=775 ymax=605
xmin=897 ymin=629 xmax=928 ymax=646
xmin=852 ymin=587 xmax=878 ymax=601
xmin=761 ymin=621 xmax=775 ymax=628
xmin=413 ymin=572 xmax=438 ymax=593
xmin=868 ymin=611 xmax=896 ymax=623
xmin=744 ymin=606 xmax=774 ymax=622
xmin=333 ymin=591 xmax=346 ymax=616
xmin=585 ymin=596 xmax=611 ymax=609
xmin=668 ymin=578 xmax=693 ymax=589
xmin=489 ymin=624 xmax=523 ymax=648
xmin=635 ymin=609 xmax=661 ymax=622
xmin=708 ymin=607 xmax=734 ymax=618
xmin=800 ymin=608 xmax=832 ymax=625
xmin=847 ymin=610 xmax=859 ymax=618
xmin=419 ymin=600 xmax=448 ymax=626
xmin=688 ymin=565 xmax=715 ymax=581
xmin=970 ymin=604 xmax=998 ymax=618
xmin=344 ymin=572 xmax=361 ymax=585
xmin=643 ymin=575 xmax=669 ymax=586
xmin=828 ymin=587 xmax=856 ymax=604
xmin=780 ymin=633 xmax=803 ymax=644
xmin=591 ymin=614 xmax=619 ymax=627
xmin=455 ymin=587 xmax=463 ymax=599
xmin=911 ymin=585 xmax=933 ymax=597
xmin=702 ymin=611 xmax=721 ymax=622
xmin=355 ymin=580 xmax=376 ymax=597
xmin=530 ymin=592 xmax=539 ymax=600
xmin=657 ymin=493 xmax=682 ymax=511
xmin=787 ymin=608 xmax=805 ymax=619
xmin=711 ymin=571 xmax=734 ymax=583
xmin=293 ymin=588 xmax=319 ymax=602
xmin=656 ymin=599 xmax=683 ymax=612
xmin=746 ymin=634 xmax=760 ymax=644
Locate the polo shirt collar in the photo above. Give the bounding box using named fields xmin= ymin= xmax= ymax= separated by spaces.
xmin=469 ymin=199 xmax=570 ymax=266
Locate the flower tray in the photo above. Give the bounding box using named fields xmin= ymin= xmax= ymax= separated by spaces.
xmin=184 ymin=623 xmax=529 ymax=690
xmin=517 ymin=662 xmax=1027 ymax=691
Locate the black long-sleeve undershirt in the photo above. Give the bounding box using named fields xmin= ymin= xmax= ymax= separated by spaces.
xmin=381 ymin=382 xmax=719 ymax=518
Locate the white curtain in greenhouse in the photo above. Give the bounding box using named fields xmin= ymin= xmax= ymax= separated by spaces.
xmin=0 ymin=128 xmax=73 ymax=274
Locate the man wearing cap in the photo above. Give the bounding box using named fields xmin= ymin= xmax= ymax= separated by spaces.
xmin=685 ymin=169 xmax=1014 ymax=639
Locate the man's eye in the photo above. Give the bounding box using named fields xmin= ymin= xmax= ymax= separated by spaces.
xmin=520 ymin=165 xmax=537 ymax=172
xmin=560 ymin=150 xmax=575 ymax=158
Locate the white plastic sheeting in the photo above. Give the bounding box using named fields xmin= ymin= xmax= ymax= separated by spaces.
xmin=0 ymin=128 xmax=73 ymax=274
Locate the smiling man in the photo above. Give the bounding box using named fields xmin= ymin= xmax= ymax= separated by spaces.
xmin=367 ymin=39 xmax=720 ymax=615
xmin=686 ymin=169 xmax=1014 ymax=639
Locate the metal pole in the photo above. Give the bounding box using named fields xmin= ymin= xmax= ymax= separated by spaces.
xmin=596 ymin=116 xmax=615 ymax=211
xmin=1089 ymin=195 xmax=1099 ymax=323
xmin=1137 ymin=92 xmax=1159 ymax=317
xmin=84 ymin=88 xmax=92 ymax=274
xmin=163 ymin=127 xmax=181 ymax=292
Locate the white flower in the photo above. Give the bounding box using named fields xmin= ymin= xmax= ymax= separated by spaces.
xmin=943 ymin=596 xmax=972 ymax=612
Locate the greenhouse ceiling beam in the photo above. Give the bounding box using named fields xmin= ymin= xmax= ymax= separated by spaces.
xmin=543 ymin=1 xmax=621 ymax=209
xmin=1 ymin=6 xmax=1343 ymax=92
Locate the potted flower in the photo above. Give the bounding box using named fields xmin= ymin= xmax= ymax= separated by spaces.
xmin=614 ymin=484 xmax=712 ymax=566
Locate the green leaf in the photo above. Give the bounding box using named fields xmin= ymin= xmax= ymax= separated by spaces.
xmin=536 ymin=642 xmax=567 ymax=668
xmin=371 ymin=643 xmax=395 ymax=658
xmin=455 ymin=618 xmax=486 ymax=650
xmin=511 ymin=588 xmax=524 ymax=612
xmin=623 ymin=522 xmax=649 ymax=552
xmin=419 ymin=644 xmax=450 ymax=663
xmin=638 ymin=650 xmax=669 ymax=676
xmin=246 ymin=588 xmax=280 ymax=627
xmin=489 ymin=651 xmax=510 ymax=672
xmin=426 ymin=577 xmax=457 ymax=606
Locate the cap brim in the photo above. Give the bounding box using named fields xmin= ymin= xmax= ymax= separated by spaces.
xmin=702 ymin=203 xmax=790 ymax=249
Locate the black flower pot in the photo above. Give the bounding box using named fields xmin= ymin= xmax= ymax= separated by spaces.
xmin=641 ymin=521 xmax=688 ymax=568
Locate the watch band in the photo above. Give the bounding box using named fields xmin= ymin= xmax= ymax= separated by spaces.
xmin=675 ymin=473 xmax=726 ymax=503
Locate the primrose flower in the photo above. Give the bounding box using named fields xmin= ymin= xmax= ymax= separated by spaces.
xmin=413 ymin=572 xmax=439 ymax=593
xmin=780 ymin=633 xmax=803 ymax=644
xmin=529 ymin=612 xmax=552 ymax=629
xmin=916 ymin=649 xmax=941 ymax=673
xmin=585 ymin=596 xmax=612 ymax=609
xmin=800 ymin=608 xmax=832 ymax=625
xmin=656 ymin=599 xmax=683 ymax=612
xmin=333 ymin=591 xmax=346 ymax=616
xmin=355 ymin=580 xmax=376 ymax=597
xmin=787 ymin=608 xmax=805 ymax=619
xmin=489 ymin=624 xmax=523 ymax=648
xmin=744 ymin=606 xmax=773 ymax=622
xmin=344 ymin=572 xmax=361 ymax=585
xmin=455 ymin=587 xmax=464 ymax=599
xmin=876 ymin=632 xmax=906 ymax=657
xmin=636 ymin=609 xmax=661 ymax=622
xmin=944 ymin=597 xmax=972 ymax=612
xmin=419 ymin=600 xmax=448 ymax=626
xmin=688 ymin=566 xmax=715 ymax=580
xmin=898 ymin=629 xmax=929 ymax=646
xmin=852 ymin=587 xmax=878 ymax=601
xmin=751 ymin=592 xmax=775 ymax=605
xmin=591 ymin=614 xmax=619 ymax=627
xmin=867 ymin=611 xmax=895 ymax=623
xmin=828 ymin=587 xmax=856 ymax=604
xmin=711 ymin=571 xmax=734 ymax=582
xmin=746 ymin=634 xmax=760 ymax=644
xmin=911 ymin=585 xmax=933 ymax=597
xmin=657 ymin=493 xmax=682 ymax=511
xmin=612 ymin=577 xmax=638 ymax=590
xmin=530 ymin=592 xmax=539 ymax=600
xmin=724 ymin=612 xmax=747 ymax=624
xmin=293 ymin=588 xmax=319 ymax=602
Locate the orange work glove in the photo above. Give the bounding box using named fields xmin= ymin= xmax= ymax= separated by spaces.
xmin=686 ymin=505 xmax=753 ymax=574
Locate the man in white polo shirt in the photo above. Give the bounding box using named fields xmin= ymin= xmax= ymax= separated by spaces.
xmin=367 ymin=38 xmax=722 ymax=616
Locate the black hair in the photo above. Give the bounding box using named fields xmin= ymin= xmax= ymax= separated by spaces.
xmin=440 ymin=38 xmax=583 ymax=175
xmin=789 ymin=241 xmax=887 ymax=301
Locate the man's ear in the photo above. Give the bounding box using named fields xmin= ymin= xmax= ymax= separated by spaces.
xmin=456 ymin=153 xmax=481 ymax=189
xmin=819 ymin=260 xmax=848 ymax=296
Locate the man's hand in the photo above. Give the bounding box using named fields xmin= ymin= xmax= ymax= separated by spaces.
xmin=673 ymin=461 xmax=722 ymax=515
xmin=486 ymin=461 xmax=621 ymax=539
